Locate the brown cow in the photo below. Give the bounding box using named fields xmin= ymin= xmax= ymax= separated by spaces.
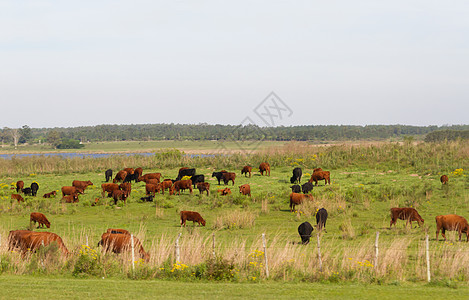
xmin=309 ymin=170 xmax=331 ymax=186
xmin=138 ymin=173 xmax=162 ymax=183
xmin=113 ymin=170 xmax=128 ymax=183
xmin=62 ymin=194 xmax=79 ymax=203
xmin=160 ymin=180 xmax=173 ymax=195
xmin=134 ymin=167 xmax=143 ymax=178
xmin=440 ymin=175 xmax=449 ymax=185
xmin=16 ymin=180 xmax=24 ymax=193
xmin=19 ymin=231 xmax=69 ymax=256
xmin=43 ymin=191 xmax=57 ymax=198
xmin=145 ymin=179 xmax=160 ymax=186
xmin=61 ymin=186 xmax=84 ymax=197
xmin=98 ymin=233 xmax=149 ymax=262
xmin=196 ymin=182 xmax=210 ymax=196
xmin=106 ymin=228 xmax=130 ymax=235
xmin=217 ymin=188 xmax=231 ymax=196
xmin=72 ymin=180 xmax=93 ymax=191
xmin=180 ymin=211 xmax=206 ymax=227
xmin=241 ymin=166 xmax=252 ymax=177
xmin=436 ymin=214 xmax=469 ymax=242
xmin=171 ymin=180 xmax=193 ymax=195
xmin=8 ymin=230 xmax=31 ymax=251
xmin=289 ymin=193 xmax=313 ymax=212
xmin=123 ymin=168 xmax=134 ymax=175
xmin=389 ymin=207 xmax=424 ymax=228
xmin=112 ymin=189 xmax=128 ymax=205
xmin=101 ymin=183 xmax=119 ymax=197
xmin=30 ymin=212 xmax=51 ymax=228
xmin=259 ymin=162 xmax=271 ymax=176
xmin=11 ymin=194 xmax=24 ymax=203
xmin=119 ymin=182 xmax=132 ymax=196
xmin=239 ymin=184 xmax=251 ymax=196
xmin=222 ymin=172 xmax=236 ymax=186
xmin=145 ymin=183 xmax=161 ymax=196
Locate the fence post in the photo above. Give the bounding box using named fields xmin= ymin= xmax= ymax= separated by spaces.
xmin=262 ymin=233 xmax=269 ymax=278
xmin=316 ymin=233 xmax=323 ymax=272
xmin=130 ymin=234 xmax=135 ymax=271
xmin=86 ymin=235 xmax=89 ymax=247
xmin=212 ymin=233 xmax=216 ymax=258
xmin=175 ymin=233 xmax=182 ymax=263
xmin=426 ymin=234 xmax=431 ymax=282
xmin=374 ymin=231 xmax=379 ymax=270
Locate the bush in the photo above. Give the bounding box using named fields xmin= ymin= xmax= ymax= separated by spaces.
xmin=57 ymin=139 xmax=84 ymax=149
xmin=195 ymin=256 xmax=237 ymax=281
xmin=73 ymin=245 xmax=101 ymax=277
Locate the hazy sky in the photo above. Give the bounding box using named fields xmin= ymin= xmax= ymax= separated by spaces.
xmin=1 ymin=1 xmax=468 ymax=128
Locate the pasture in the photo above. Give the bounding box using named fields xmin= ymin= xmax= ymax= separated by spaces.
xmin=0 ymin=141 xmax=468 ymax=293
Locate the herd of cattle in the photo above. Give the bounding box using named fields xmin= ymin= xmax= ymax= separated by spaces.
xmin=5 ymin=164 xmax=468 ymax=261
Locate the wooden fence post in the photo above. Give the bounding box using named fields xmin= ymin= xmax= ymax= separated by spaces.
xmin=175 ymin=233 xmax=182 ymax=263
xmin=374 ymin=231 xmax=379 ymax=270
xmin=262 ymin=233 xmax=269 ymax=278
xmin=212 ymin=233 xmax=216 ymax=258
xmin=130 ymin=234 xmax=135 ymax=271
xmin=316 ymin=233 xmax=323 ymax=272
xmin=426 ymin=234 xmax=431 ymax=282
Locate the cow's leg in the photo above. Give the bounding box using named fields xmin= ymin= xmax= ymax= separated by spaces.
xmin=441 ymin=228 xmax=446 ymax=241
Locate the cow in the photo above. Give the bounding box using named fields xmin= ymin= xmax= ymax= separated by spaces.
xmin=62 ymin=194 xmax=79 ymax=203
xmin=30 ymin=212 xmax=51 ymax=228
xmin=190 ymin=175 xmax=205 ymax=187
xmin=289 ymin=193 xmax=313 ymax=212
xmin=180 ymin=211 xmax=206 ymax=227
xmin=43 ymin=191 xmax=57 ymax=198
xmin=176 ymin=168 xmax=196 ymax=181
xmin=212 ymin=171 xmax=227 ymax=185
xmin=101 ymin=183 xmax=119 ymax=197
xmin=259 ymin=162 xmax=271 ymax=176
xmin=222 ymin=172 xmax=236 ymax=186
xmin=106 ymin=228 xmax=130 ymax=235
xmin=7 ymin=230 xmax=31 ymax=251
xmin=290 ymin=185 xmax=301 ymax=193
xmin=309 ymin=170 xmax=331 ymax=186
xmin=390 ymin=207 xmax=424 ymax=228
xmin=140 ymin=195 xmax=154 ymax=202
xmin=145 ymin=179 xmax=160 ymax=186
xmin=217 ymin=188 xmax=231 ymax=196
xmin=72 ymin=180 xmax=93 ymax=191
xmin=170 ymin=180 xmax=193 ymax=195
xmin=113 ymin=170 xmax=128 ymax=183
xmin=112 ymin=189 xmax=128 ymax=205
xmin=30 ymin=182 xmax=39 ymax=196
xmin=436 ymin=214 xmax=469 ymax=242
xmin=290 ymin=167 xmax=302 ymax=184
xmin=11 ymin=194 xmax=24 ymax=203
xmin=145 ymin=183 xmax=161 ymax=196
xmin=316 ymin=208 xmax=328 ymax=231
xmin=440 ymin=175 xmax=449 ymax=185
xmin=134 ymin=167 xmax=143 ymax=178
xmin=61 ymin=186 xmax=84 ymax=197
xmin=160 ymin=180 xmax=173 ymax=195
xmin=19 ymin=231 xmax=69 ymax=256
xmin=241 ymin=166 xmax=253 ymax=177
xmin=298 ymin=222 xmax=313 ymax=244
xmin=196 ymin=182 xmax=210 ymax=196
xmin=239 ymin=184 xmax=251 ymax=196
xmin=137 ymin=173 xmax=162 ymax=183
xmin=301 ymin=182 xmax=314 ymax=194
xmin=123 ymin=168 xmax=134 ymax=175
xmin=98 ymin=233 xmax=150 ymax=262
xmin=124 ymin=173 xmax=138 ymax=183
xmin=105 ymin=169 xmax=113 ymax=182
xmin=16 ymin=180 xmax=24 ymax=193
xmin=22 ymin=187 xmax=32 ymax=196
xmin=119 ymin=182 xmax=132 ymax=196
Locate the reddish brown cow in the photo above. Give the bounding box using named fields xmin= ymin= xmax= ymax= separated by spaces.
xmin=309 ymin=170 xmax=331 ymax=186
xmin=196 ymin=182 xmax=210 ymax=195
xmin=137 ymin=173 xmax=162 ymax=183
xmin=8 ymin=230 xmax=31 ymax=251
xmin=61 ymin=186 xmax=84 ymax=197
xmin=389 ymin=207 xmax=424 ymax=228
xmin=16 ymin=180 xmax=24 ymax=193
xmin=101 ymin=183 xmax=119 ymax=197
xmin=98 ymin=232 xmax=150 ymax=262
xmin=289 ymin=193 xmax=313 ymax=212
xmin=440 ymin=175 xmax=449 ymax=185
xmin=30 ymin=212 xmax=51 ymax=228
xmin=241 ymin=166 xmax=253 ymax=177
xmin=112 ymin=189 xmax=128 ymax=205
xmin=19 ymin=231 xmax=69 ymax=256
xmin=145 ymin=183 xmax=161 ymax=196
xmin=239 ymin=184 xmax=251 ymax=196
xmin=160 ymin=180 xmax=173 ymax=195
xmin=62 ymin=194 xmax=79 ymax=203
xmin=113 ymin=170 xmax=128 ymax=183
xmin=145 ymin=179 xmax=159 ymax=186
xmin=170 ymin=180 xmax=193 ymax=195
xmin=106 ymin=228 xmax=131 ymax=235
xmin=222 ymin=172 xmax=236 ymax=186
xmin=134 ymin=167 xmax=143 ymax=178
xmin=217 ymin=188 xmax=231 ymax=196
xmin=180 ymin=211 xmax=206 ymax=227
xmin=119 ymin=182 xmax=132 ymax=195
xmin=123 ymin=168 xmax=134 ymax=175
xmin=43 ymin=191 xmax=57 ymax=198
xmin=72 ymin=180 xmax=93 ymax=191
xmin=436 ymin=214 xmax=469 ymax=242
xmin=259 ymin=162 xmax=271 ymax=176
xmin=11 ymin=194 xmax=24 ymax=203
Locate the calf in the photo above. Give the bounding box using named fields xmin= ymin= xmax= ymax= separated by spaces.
xmin=217 ymin=188 xmax=231 ymax=196
xmin=62 ymin=194 xmax=79 ymax=203
xmin=11 ymin=194 xmax=24 ymax=203
xmin=239 ymin=184 xmax=251 ymax=196
xmin=301 ymin=182 xmax=314 ymax=194
xmin=290 ymin=185 xmax=301 ymax=193
xmin=289 ymin=193 xmax=313 ymax=212
xmin=436 ymin=214 xmax=469 ymax=242
xmin=30 ymin=212 xmax=51 ymax=228
xmin=171 ymin=180 xmax=193 ymax=195
xmin=390 ymin=207 xmax=424 ymax=228
xmin=98 ymin=232 xmax=149 ymax=262
xmin=298 ymin=222 xmax=313 ymax=244
xmin=190 ymin=175 xmax=205 ymax=187
xmin=212 ymin=171 xmax=227 ymax=185
xmin=105 ymin=169 xmax=113 ymax=182
xmin=197 ymin=182 xmax=210 ymax=196
xmin=440 ymin=175 xmax=449 ymax=185
xmin=22 ymin=187 xmax=32 ymax=196
xmin=112 ymin=189 xmax=128 ymax=205
xmin=16 ymin=180 xmax=24 ymax=193
xmin=101 ymin=183 xmax=119 ymax=197
xmin=140 ymin=195 xmax=154 ymax=202
xmin=316 ymin=208 xmax=328 ymax=231
xmin=160 ymin=180 xmax=173 ymax=195
xmin=180 ymin=211 xmax=206 ymax=227
xmin=259 ymin=162 xmax=271 ymax=176
xmin=30 ymin=182 xmax=39 ymax=196
xmin=119 ymin=182 xmax=132 ymax=196
xmin=145 ymin=183 xmax=161 ymax=196
xmin=290 ymin=167 xmax=302 ymax=184
xmin=43 ymin=191 xmax=57 ymax=198
xmin=241 ymin=166 xmax=252 ymax=177
xmin=222 ymin=172 xmax=236 ymax=186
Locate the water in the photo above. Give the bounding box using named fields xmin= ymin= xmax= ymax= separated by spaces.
xmin=0 ymin=152 xmax=216 ymax=159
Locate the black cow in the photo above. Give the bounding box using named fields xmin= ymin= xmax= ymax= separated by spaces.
xmin=290 ymin=185 xmax=301 ymax=193
xmin=140 ymin=195 xmax=154 ymax=202
xmin=30 ymin=182 xmax=39 ymax=196
xmin=105 ymin=169 xmax=113 ymax=182
xmin=316 ymin=208 xmax=328 ymax=231
xmin=176 ymin=168 xmax=196 ymax=181
xmin=212 ymin=171 xmax=227 ymax=185
xmin=22 ymin=187 xmax=32 ymax=196
xmin=301 ymin=182 xmax=314 ymax=194
xmin=124 ymin=173 xmax=138 ymax=183
xmin=290 ymin=167 xmax=302 ymax=184
xmin=298 ymin=222 xmax=314 ymax=245
xmin=190 ymin=175 xmax=205 ymax=187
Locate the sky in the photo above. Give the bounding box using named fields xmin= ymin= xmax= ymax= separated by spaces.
xmin=1 ymin=0 xmax=468 ymax=128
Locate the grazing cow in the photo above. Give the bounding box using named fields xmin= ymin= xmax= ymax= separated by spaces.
xmin=389 ymin=207 xmax=424 ymax=228
xmin=170 ymin=180 xmax=193 ymax=195
xmin=179 ymin=167 xmax=189 ymax=172
xmin=298 ymin=222 xmax=313 ymax=244
xmin=180 ymin=211 xmax=206 ymax=227
xmin=190 ymin=175 xmax=205 ymax=187
xmin=61 ymin=186 xmax=84 ymax=197
xmin=101 ymin=183 xmax=119 ymax=197
xmin=72 ymin=180 xmax=93 ymax=191
xmin=145 ymin=183 xmax=161 ymax=196
xmin=30 ymin=182 xmax=39 ymax=196
xmin=112 ymin=189 xmax=128 ymax=205
xmin=436 ymin=214 xmax=469 ymax=242
xmin=8 ymin=230 xmax=31 ymax=251
xmin=239 ymin=184 xmax=251 ymax=196
xmin=289 ymin=193 xmax=313 ymax=212
xmin=113 ymin=170 xmax=128 ymax=183
xmin=217 ymin=188 xmax=231 ymax=196
xmin=222 ymin=172 xmax=236 ymax=186
xmin=241 ymin=166 xmax=253 ymax=177
xmin=316 ymin=208 xmax=328 ymax=231
xmin=106 ymin=228 xmax=131 ymax=235
xmin=440 ymin=175 xmax=449 ymax=185
xmin=124 ymin=173 xmax=138 ymax=183
xmin=30 ymin=212 xmax=51 ymax=228
xmin=160 ymin=180 xmax=173 ymax=195
xmin=134 ymin=167 xmax=143 ymax=178
xmin=98 ymin=232 xmax=150 ymax=262
xmin=176 ymin=168 xmax=196 ymax=181
xmin=62 ymin=194 xmax=79 ymax=203
xmin=22 ymin=187 xmax=32 ymax=196
xmin=290 ymin=185 xmax=301 ymax=193
xmin=105 ymin=169 xmax=113 ymax=182
xmin=309 ymin=170 xmax=331 ymax=186
xmin=137 ymin=173 xmax=162 ymax=183
xmin=259 ymin=162 xmax=271 ymax=176
xmin=301 ymin=182 xmax=314 ymax=194
xmin=11 ymin=194 xmax=24 ymax=203
xmin=43 ymin=191 xmax=57 ymax=198
xmin=16 ymin=180 xmax=24 ymax=193
xmin=290 ymin=167 xmax=302 ymax=184
xmin=140 ymin=195 xmax=154 ymax=202
xmin=119 ymin=182 xmax=132 ymax=196
xmin=212 ymin=171 xmax=227 ymax=185
xmin=196 ymin=182 xmax=210 ymax=196
xmin=19 ymin=231 xmax=69 ymax=256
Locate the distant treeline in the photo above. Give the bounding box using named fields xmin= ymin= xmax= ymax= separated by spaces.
xmin=424 ymin=129 xmax=469 ymax=142
xmin=2 ymin=124 xmax=468 ymax=144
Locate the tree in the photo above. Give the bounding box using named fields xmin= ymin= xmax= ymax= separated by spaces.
xmin=3 ymin=127 xmax=20 ymax=149
xmin=19 ymin=125 xmax=32 ymax=144
xmin=46 ymin=130 xmax=62 ymax=149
